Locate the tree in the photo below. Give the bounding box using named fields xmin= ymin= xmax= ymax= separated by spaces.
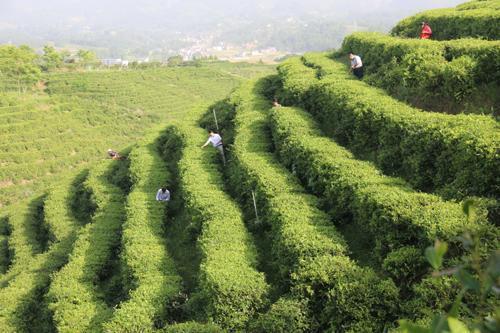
xmin=77 ymin=49 xmax=98 ymax=64
xmin=41 ymin=45 xmax=63 ymax=71
xmin=0 ymin=45 xmax=41 ymax=92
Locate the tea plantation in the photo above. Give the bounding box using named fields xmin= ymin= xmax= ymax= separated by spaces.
xmin=0 ymin=1 xmax=498 ymax=332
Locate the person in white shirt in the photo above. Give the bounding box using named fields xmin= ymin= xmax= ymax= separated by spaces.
xmin=201 ymin=130 xmax=226 ymax=165
xmin=156 ymin=187 xmax=170 ymax=202
xmin=349 ymin=52 xmax=364 ymax=79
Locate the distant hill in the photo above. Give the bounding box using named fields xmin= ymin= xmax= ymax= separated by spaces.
xmin=0 ymin=0 xmax=464 ymax=58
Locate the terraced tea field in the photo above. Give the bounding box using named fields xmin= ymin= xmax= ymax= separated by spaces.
xmin=0 ymin=1 xmax=498 ymax=332
xmin=0 ymin=63 xmax=272 ymax=209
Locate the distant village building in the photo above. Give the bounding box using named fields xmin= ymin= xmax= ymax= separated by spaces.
xmin=101 ymin=58 xmax=129 ymax=67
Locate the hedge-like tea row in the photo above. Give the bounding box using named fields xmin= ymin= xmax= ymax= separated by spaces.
xmin=0 ymin=174 xmax=86 ymax=332
xmin=391 ymin=0 xmax=500 ymax=40
xmin=277 ymin=58 xmax=318 ymax=106
xmin=278 ymin=56 xmax=500 ymax=199
xmin=47 ymin=160 xmax=125 ymax=333
xmin=301 ymin=52 xmax=345 ymax=78
xmin=227 ymin=80 xmax=399 ymax=332
xmin=104 ymin=134 xmax=183 ymax=332
xmin=342 ymin=31 xmax=500 ymax=84
xmin=269 ymin=105 xmax=496 ymax=270
xmin=161 ymin=122 xmax=268 ymax=331
xmin=0 ymin=200 xmax=47 ymax=281
xmin=269 ymin=105 xmax=498 ymax=320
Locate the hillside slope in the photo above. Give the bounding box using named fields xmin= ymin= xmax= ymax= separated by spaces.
xmin=0 ymin=63 xmax=273 ymax=210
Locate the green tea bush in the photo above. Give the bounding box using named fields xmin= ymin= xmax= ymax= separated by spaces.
xmin=400 ymin=235 xmax=500 ymax=332
xmin=227 ymin=80 xmax=399 ymax=332
xmin=47 ymin=160 xmax=126 ymax=333
xmin=0 ymin=198 xmax=48 ymax=272
xmin=248 ymin=297 xmax=311 ymax=333
xmin=341 ymin=32 xmax=499 ymax=106
xmin=0 ymin=204 xmax=37 ymax=325
xmin=277 ymin=56 xmax=500 ymax=199
xmin=457 ymin=0 xmax=500 ymax=11
xmin=391 ymin=1 xmax=500 ymax=40
xmin=277 ymin=58 xmax=317 ymax=106
xmin=342 ymin=32 xmax=500 ymax=80
xmin=0 ymin=173 xmax=87 ymax=332
xmin=294 ymin=255 xmax=399 ymax=333
xmin=382 ymin=247 xmax=427 ymax=286
xmin=443 ymin=38 xmax=500 ymax=83
xmin=161 ymin=122 xmax=269 ymax=331
xmin=442 ymin=55 xmax=477 ymax=101
xmin=269 ymin=105 xmax=496 ymax=272
xmin=104 ymin=133 xmax=183 ymax=332
xmin=270 ymin=104 xmax=500 ymax=324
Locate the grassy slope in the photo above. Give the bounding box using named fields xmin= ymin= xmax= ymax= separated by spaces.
xmin=0 ymin=62 xmax=274 ymax=211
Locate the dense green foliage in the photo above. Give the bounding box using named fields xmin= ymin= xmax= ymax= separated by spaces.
xmin=0 ymin=45 xmax=41 ymax=91
xmin=270 ymin=104 xmax=495 ymax=266
xmin=161 ymin=120 xmax=269 ymax=331
xmin=278 ymin=56 xmax=500 ymax=199
xmin=0 ymin=173 xmax=88 ymax=332
xmin=0 ymin=62 xmax=272 ymax=210
xmin=104 ymin=132 xmax=183 ymax=332
xmin=226 ymin=80 xmax=399 ymax=332
xmin=47 ymin=159 xmax=127 ymax=332
xmin=341 ymin=32 xmax=500 ymax=113
xmin=391 ymin=0 xmax=500 ymax=40
xmin=399 ymin=238 xmax=500 ymax=333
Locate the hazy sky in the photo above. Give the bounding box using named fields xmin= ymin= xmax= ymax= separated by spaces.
xmin=0 ymin=0 xmax=465 ymax=30
xmin=0 ymin=0 xmax=466 ymax=56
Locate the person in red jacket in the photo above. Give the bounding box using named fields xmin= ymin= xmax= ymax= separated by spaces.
xmin=420 ymin=22 xmax=432 ymax=39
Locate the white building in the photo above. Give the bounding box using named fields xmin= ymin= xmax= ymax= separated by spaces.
xmin=101 ymin=59 xmax=129 ymax=67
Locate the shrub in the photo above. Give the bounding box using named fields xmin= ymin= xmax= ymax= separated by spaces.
xmin=160 ymin=122 xmax=269 ymax=331
xmin=382 ymin=247 xmax=427 ymax=286
xmin=294 ymin=255 xmax=399 ymax=333
xmin=270 ymin=104 xmax=499 ymax=326
xmin=442 ymin=38 xmax=500 ymax=83
xmin=277 ymin=56 xmax=500 ymax=199
xmin=399 ymin=235 xmax=500 ymax=331
xmin=47 ymin=160 xmax=126 ymax=333
xmin=0 ymin=173 xmax=87 ymax=332
xmin=227 ymin=80 xmax=399 ymax=332
xmin=442 ymin=55 xmax=477 ymax=101
xmin=341 ymin=32 xmax=499 ymax=106
xmin=249 ymin=297 xmax=311 ymax=333
xmin=104 ymin=133 xmax=183 ymax=332
xmin=269 ymin=105 xmax=496 ymax=272
xmin=391 ymin=1 xmax=500 ymax=40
